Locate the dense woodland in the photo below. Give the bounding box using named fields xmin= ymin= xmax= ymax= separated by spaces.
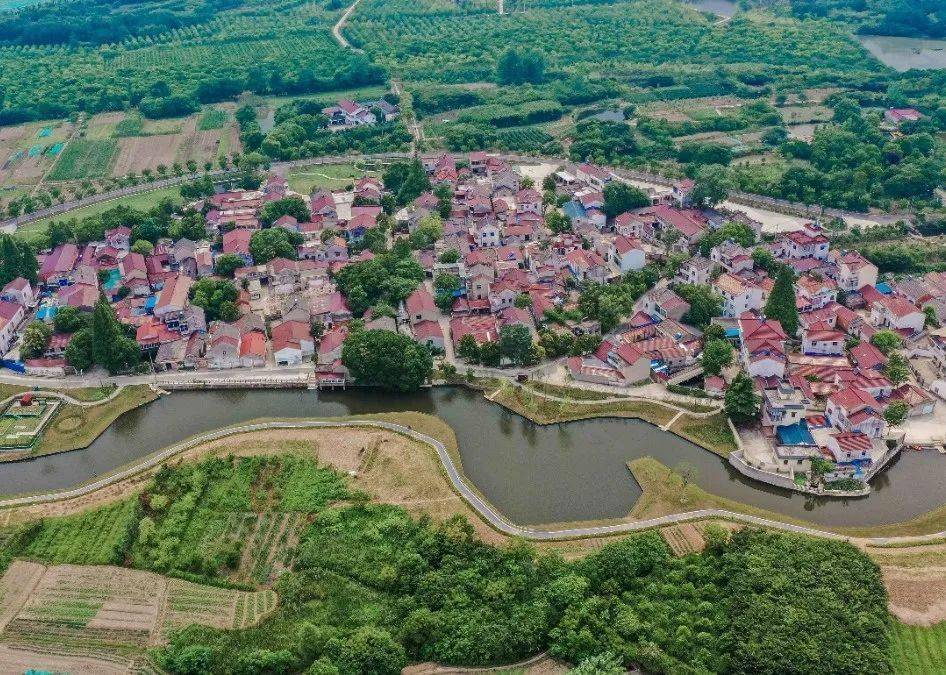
xmin=0 ymin=455 xmax=893 ymax=674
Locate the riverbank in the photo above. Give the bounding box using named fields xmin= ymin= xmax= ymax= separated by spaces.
xmin=0 ymin=384 xmax=158 ymax=461
xmin=485 ymin=380 xmax=736 ymax=456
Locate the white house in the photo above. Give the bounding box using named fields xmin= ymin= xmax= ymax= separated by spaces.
xmin=0 ymin=301 xmax=25 ymax=356
xmin=835 ymin=251 xmax=879 ymax=292
xmin=826 ymin=387 xmax=886 ymax=438
xmin=609 ymin=236 xmax=646 ymax=273
xmin=801 ymin=328 xmax=846 ymax=356
xmin=871 ymin=296 xmax=925 ymax=334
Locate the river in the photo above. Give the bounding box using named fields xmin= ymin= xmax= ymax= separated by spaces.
xmin=1 ymin=388 xmax=946 ymax=528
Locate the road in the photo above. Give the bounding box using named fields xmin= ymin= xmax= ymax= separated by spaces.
xmin=332 ymin=0 xmax=363 ymax=52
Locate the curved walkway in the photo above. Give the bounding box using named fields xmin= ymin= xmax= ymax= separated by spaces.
xmin=0 ymin=417 xmax=937 ymax=547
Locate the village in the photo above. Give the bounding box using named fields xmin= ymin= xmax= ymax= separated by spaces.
xmin=0 ymin=136 xmax=944 ymax=496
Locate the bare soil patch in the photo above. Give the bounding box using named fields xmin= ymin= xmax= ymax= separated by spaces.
xmin=883 ymin=566 xmax=946 ymax=626
xmin=0 ymin=644 xmax=130 ymax=674
xmin=113 ymin=133 xmax=183 ymax=175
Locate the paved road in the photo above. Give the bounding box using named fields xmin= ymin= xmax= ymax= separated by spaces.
xmin=0 ymin=417 xmax=938 ymax=547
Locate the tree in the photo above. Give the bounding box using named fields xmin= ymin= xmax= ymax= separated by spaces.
xmin=725 ymin=371 xmax=759 ymax=423
xmin=697 ymin=221 xmax=756 ymax=256
xmin=457 ymin=334 xmax=480 ymax=363
xmin=131 ymin=239 xmax=154 ymax=255
xmin=190 ymin=278 xmax=239 ymax=322
xmin=569 ymin=652 xmax=624 ymax=675
xmin=53 ymin=305 xmax=88 ymax=333
xmin=0 ymin=234 xmax=38 ymax=286
xmin=884 ymin=400 xmax=909 ymax=427
xmin=90 ymin=296 xmax=140 ymax=374
xmin=496 ymin=47 xmax=545 ymax=85
xmin=702 ymin=323 xmax=727 ymax=343
xmin=702 ymin=339 xmax=733 ymax=376
xmin=924 ymin=306 xmax=940 ymax=328
xmin=545 ymin=210 xmax=572 ymax=234
xmin=384 ymin=160 xmax=431 ymax=206
xmin=20 ymin=321 xmax=51 ymax=358
xmin=763 ymin=267 xmax=799 ymax=336
xmin=64 ymin=328 xmax=94 ymax=371
xmin=751 ymin=248 xmax=781 ymax=277
xmin=675 ymin=284 xmax=723 ymax=330
xmin=438 ymin=249 xmax=459 ymax=264
xmin=602 ymin=182 xmax=650 ymax=218
xmin=214 ymin=253 xmax=246 ymax=278
xmin=310 ymin=320 xmax=325 ymax=340
xmin=690 ymin=166 xmax=730 ymax=207
xmin=408 ymin=213 xmax=443 ymax=250
xmin=883 ymin=352 xmax=910 ymax=385
xmin=342 ymin=329 xmax=432 ymax=392
xmin=871 ymin=329 xmax=902 ymax=355
xmin=258 ymin=196 xmax=311 ymax=227
xmin=249 ymin=228 xmax=300 ymax=265
xmin=499 ymin=324 xmax=538 ymax=367
xmin=434 ymin=273 xmax=461 ymax=312
xmin=328 ymin=627 xmax=406 ymax=675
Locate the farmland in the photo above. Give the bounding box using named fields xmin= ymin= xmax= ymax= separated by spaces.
xmin=0 ymin=560 xmax=274 ymax=664
xmin=890 ymin=622 xmax=946 ymax=674
xmin=48 ymin=139 xmax=118 ymax=181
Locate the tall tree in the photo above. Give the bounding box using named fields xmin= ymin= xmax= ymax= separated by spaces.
xmin=763 ymin=267 xmax=799 ymax=336
xmin=498 ymin=324 xmax=537 ymax=367
xmin=725 ymin=371 xmax=759 ymax=423
xmin=701 ymin=339 xmax=733 ymax=376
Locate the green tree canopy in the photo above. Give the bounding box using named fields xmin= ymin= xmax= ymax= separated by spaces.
xmin=602 ymin=182 xmax=650 ymax=218
xmin=702 ymin=339 xmax=734 ymax=376
xmin=725 ymin=371 xmax=759 ymax=423
xmin=762 ymin=267 xmax=799 ymax=337
xmin=249 ymin=228 xmax=301 ymax=265
xmin=341 ymin=329 xmax=433 ymax=392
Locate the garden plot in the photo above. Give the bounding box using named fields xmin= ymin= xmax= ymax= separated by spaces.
xmin=0 ymin=561 xmax=276 ymax=658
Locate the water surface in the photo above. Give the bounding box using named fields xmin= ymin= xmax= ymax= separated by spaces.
xmin=1 ymin=388 xmax=946 ymax=528
xmin=857 ymin=35 xmax=946 ymax=71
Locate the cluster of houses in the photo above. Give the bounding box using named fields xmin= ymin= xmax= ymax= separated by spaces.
xmin=321 ymin=98 xmax=400 ymax=129
xmin=9 ymin=149 xmax=946 ymax=490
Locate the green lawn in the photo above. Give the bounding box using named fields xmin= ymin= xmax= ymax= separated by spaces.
xmin=286 ymin=162 xmax=380 ymax=193
xmin=14 ymin=186 xmax=183 ymax=244
xmin=48 ymin=138 xmax=118 ymax=181
xmin=891 ymin=621 xmax=946 ymax=674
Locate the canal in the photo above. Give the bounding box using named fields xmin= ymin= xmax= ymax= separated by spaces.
xmin=0 ymin=387 xmax=944 ymax=528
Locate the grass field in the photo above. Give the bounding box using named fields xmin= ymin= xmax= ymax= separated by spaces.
xmin=286 ymin=162 xmax=381 ymax=193
xmin=48 ymin=139 xmax=118 ymax=181
xmin=198 ymin=108 xmax=229 ymax=131
xmin=33 ymin=385 xmax=159 ymax=459
xmin=21 ymin=500 xmax=138 ymax=565
xmin=13 ymin=185 xmax=183 ymax=244
xmin=890 ymin=621 xmax=946 ymax=674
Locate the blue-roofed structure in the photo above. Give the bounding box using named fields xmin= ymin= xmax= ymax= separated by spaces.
xmin=875 ymin=282 xmax=892 ymax=294
xmin=563 ymin=201 xmax=586 ymax=222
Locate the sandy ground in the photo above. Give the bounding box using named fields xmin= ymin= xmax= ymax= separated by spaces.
xmin=515 ymin=162 xmax=559 ymax=184
xmin=883 ymin=565 xmax=946 ymax=625
xmin=719 ymin=200 xmax=809 ymax=233
xmin=0 ymin=645 xmax=130 ymax=674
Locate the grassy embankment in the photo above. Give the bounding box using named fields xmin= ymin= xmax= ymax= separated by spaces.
xmin=487 ymin=380 xmax=736 ymax=456
xmin=0 ymin=384 xmax=158 ymax=460
xmin=13 ymin=185 xmax=182 ymax=245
